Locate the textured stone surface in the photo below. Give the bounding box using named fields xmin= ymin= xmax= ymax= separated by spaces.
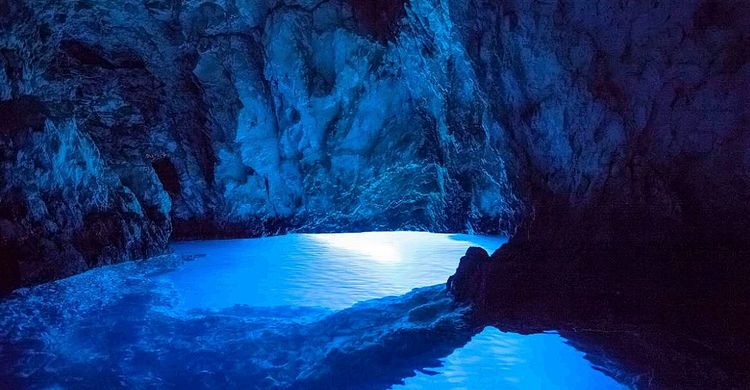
xmin=446 ymin=0 xmax=750 ymax=295
xmin=443 ymin=2 xmax=750 ymax=384
xmin=452 ymin=0 xmax=750 ymax=247
xmin=0 ymin=0 xmax=521 ymax=291
xmin=0 ymin=111 xmax=170 ymax=292
xmin=2 ymin=0 xmax=750 ymax=291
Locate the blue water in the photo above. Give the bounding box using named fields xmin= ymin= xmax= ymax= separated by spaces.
xmin=168 ymin=232 xmax=506 ymax=310
xmin=0 ymin=232 xmax=626 ymax=389
xmin=395 ymin=328 xmax=623 ymax=390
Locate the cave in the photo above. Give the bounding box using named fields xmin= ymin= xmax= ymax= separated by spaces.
xmin=1 ymin=0 xmax=749 ymax=388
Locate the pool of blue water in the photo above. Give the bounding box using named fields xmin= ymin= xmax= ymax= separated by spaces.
xmin=0 ymin=232 xmax=625 ymax=389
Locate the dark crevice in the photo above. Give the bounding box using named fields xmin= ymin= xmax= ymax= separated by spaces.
xmin=0 ymin=96 xmax=48 ymax=135
xmin=152 ymin=158 xmax=181 ymax=197
xmin=347 ymin=0 xmax=410 ymax=42
xmin=60 ymin=40 xmax=146 ymax=70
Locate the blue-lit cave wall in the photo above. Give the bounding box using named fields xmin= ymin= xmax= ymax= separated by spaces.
xmin=453 ymin=0 xmax=750 ymax=246
xmin=1 ymin=0 xmax=524 ymax=290
xmin=1 ymin=0 xmax=749 ymax=291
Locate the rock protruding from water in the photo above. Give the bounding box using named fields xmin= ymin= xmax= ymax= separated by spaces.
xmin=447 ymin=247 xmax=490 ymax=303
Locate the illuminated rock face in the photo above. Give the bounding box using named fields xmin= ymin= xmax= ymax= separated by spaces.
xmin=194 ymin=0 xmax=520 ymax=236
xmin=0 ymin=0 xmax=521 ymax=291
xmin=1 ymin=0 xmax=749 ymax=291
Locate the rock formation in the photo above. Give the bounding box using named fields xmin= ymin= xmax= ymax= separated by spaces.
xmin=1 ymin=0 xmax=522 ymax=291
xmin=444 ymin=2 xmax=750 ymax=386
xmin=2 ymin=0 xmax=749 ymax=303
xmin=445 ymin=0 xmax=750 ymax=309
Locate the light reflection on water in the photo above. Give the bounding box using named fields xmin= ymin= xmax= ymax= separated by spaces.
xmin=394 ymin=327 xmax=626 ymax=390
xmin=168 ymin=232 xmax=624 ymax=389
xmin=167 ymin=231 xmax=506 ymax=311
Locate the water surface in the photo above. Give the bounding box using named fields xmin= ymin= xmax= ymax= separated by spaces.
xmin=395 ymin=328 xmax=623 ymax=389
xmin=0 ymin=232 xmax=625 ymax=389
xmin=168 ymin=232 xmax=505 ymax=310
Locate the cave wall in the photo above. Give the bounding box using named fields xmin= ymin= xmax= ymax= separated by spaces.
xmin=0 ymin=0 xmax=522 ymax=291
xmin=451 ymin=0 xmax=750 ymax=246
xmin=2 ymin=0 xmax=748 ymax=292
xmin=445 ymin=0 xmax=750 ymax=339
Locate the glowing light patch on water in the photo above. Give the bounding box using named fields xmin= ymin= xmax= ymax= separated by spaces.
xmin=307 ymin=232 xmax=406 ymax=263
xmin=167 ymin=231 xmax=506 ymax=311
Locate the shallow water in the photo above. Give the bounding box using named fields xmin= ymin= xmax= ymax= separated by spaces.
xmin=0 ymin=232 xmax=625 ymax=389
